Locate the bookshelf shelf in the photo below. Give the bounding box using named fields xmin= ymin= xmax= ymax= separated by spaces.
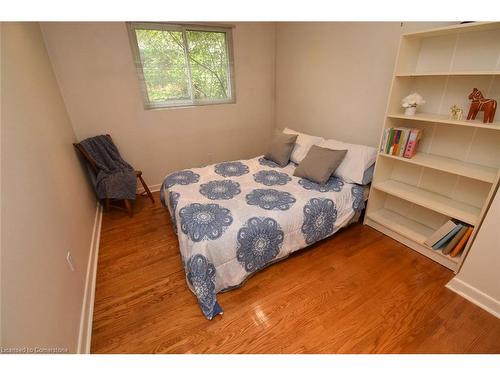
xmin=368 ymin=207 xmax=434 ymax=243
xmin=387 ymin=113 xmax=500 ymax=130
xmin=366 ymin=22 xmax=500 ymax=273
xmin=401 ymin=21 xmax=500 ymax=38
xmin=378 ymin=153 xmax=498 ymax=183
xmin=395 ymin=71 xmax=500 ymax=77
xmin=366 ymin=208 xmax=460 ymax=268
xmin=373 ymin=180 xmax=481 ymax=226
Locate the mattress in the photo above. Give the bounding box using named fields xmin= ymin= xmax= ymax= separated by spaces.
xmin=160 ymin=156 xmax=367 ymax=319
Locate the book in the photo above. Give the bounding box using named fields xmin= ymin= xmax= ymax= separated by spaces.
xmin=398 ymin=129 xmax=411 ymax=157
xmin=415 ymin=129 xmax=423 ymax=156
xmin=385 ymin=129 xmax=395 ymax=154
xmin=380 ymin=128 xmax=390 ymax=152
xmin=394 ymin=128 xmax=404 ymax=156
xmin=442 ymin=226 xmax=468 ymax=255
xmin=391 ymin=130 xmax=401 ymax=155
xmin=432 ymin=223 xmax=464 ymax=249
xmin=450 ymin=226 xmax=473 ymax=257
xmin=403 ymin=130 xmax=416 ymax=158
xmin=403 ymin=129 xmax=421 ymax=158
xmin=424 ymin=220 xmax=457 ymax=248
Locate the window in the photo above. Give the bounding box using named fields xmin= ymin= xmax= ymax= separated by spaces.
xmin=128 ymin=22 xmax=235 ymax=109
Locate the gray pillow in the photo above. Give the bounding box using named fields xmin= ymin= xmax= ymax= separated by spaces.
xmin=294 ymin=145 xmax=347 ymax=185
xmin=264 ymin=132 xmax=298 ymax=167
xmin=361 ymin=163 xmax=375 ymax=185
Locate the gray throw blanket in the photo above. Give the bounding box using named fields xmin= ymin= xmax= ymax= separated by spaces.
xmin=79 ymin=135 xmax=136 ymax=200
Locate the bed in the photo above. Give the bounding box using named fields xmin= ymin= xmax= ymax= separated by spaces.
xmin=160 ymin=156 xmax=368 ymax=319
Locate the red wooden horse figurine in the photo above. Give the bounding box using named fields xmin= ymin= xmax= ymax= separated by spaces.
xmin=467 ymin=88 xmax=497 ymax=123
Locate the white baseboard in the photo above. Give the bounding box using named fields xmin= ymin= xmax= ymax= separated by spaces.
xmin=77 ymin=201 xmax=103 ymax=353
xmin=446 ymin=277 xmax=500 ymax=319
xmin=137 ymin=183 xmax=162 ymax=194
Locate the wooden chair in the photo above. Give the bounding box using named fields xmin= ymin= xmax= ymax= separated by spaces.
xmin=73 ymin=134 xmax=154 ymax=217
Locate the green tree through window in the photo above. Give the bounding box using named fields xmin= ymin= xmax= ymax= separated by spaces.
xmin=130 ymin=23 xmax=234 ymax=108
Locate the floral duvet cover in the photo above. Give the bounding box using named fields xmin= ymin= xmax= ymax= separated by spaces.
xmin=160 ymin=156 xmax=366 ymax=319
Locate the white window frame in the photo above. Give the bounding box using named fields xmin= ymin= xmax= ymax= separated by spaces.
xmin=127 ymin=22 xmax=236 ymax=110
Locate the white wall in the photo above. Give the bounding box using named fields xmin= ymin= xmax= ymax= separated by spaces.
xmin=275 ymin=22 xmax=456 ymax=147
xmin=1 ymin=23 xmax=97 ymax=352
xmin=0 ymin=22 xmax=3 ymax=347
xmin=41 ymin=22 xmax=277 ymax=189
xmin=447 ymin=186 xmax=500 ymax=318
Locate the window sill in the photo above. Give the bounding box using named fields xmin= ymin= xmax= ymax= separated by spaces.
xmin=144 ymin=99 xmax=236 ymax=111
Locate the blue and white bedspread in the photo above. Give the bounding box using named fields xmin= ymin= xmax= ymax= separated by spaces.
xmin=160 ymin=156 xmax=366 ymax=319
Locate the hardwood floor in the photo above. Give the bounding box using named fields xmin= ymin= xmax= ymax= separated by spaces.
xmin=91 ymin=193 xmax=500 ymax=353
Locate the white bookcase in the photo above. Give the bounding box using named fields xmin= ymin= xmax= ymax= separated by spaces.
xmin=364 ymin=22 xmax=500 ymax=273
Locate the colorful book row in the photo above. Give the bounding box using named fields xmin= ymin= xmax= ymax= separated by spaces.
xmin=380 ymin=127 xmax=423 ymax=158
xmin=423 ymin=219 xmax=473 ymax=257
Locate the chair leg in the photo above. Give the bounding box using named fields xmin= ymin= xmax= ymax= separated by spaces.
xmin=138 ymin=175 xmax=155 ymax=203
xmin=105 ymin=198 xmax=110 ymax=211
xmin=124 ymin=199 xmax=133 ymax=218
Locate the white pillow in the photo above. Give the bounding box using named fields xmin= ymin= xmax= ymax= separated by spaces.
xmin=319 ymin=138 xmax=377 ymax=184
xmin=283 ymin=128 xmax=324 ymax=164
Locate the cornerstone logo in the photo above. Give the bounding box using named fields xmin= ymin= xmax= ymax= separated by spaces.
xmin=0 ymin=347 xmax=69 ymax=354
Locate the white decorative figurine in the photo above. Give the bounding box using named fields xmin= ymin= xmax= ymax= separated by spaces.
xmin=401 ymin=93 xmax=425 ymax=116
xmin=450 ymin=104 xmax=463 ymax=121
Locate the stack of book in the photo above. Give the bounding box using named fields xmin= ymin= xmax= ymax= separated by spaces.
xmin=423 ymin=220 xmax=474 ymax=257
xmin=380 ymin=127 xmax=423 ymax=158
